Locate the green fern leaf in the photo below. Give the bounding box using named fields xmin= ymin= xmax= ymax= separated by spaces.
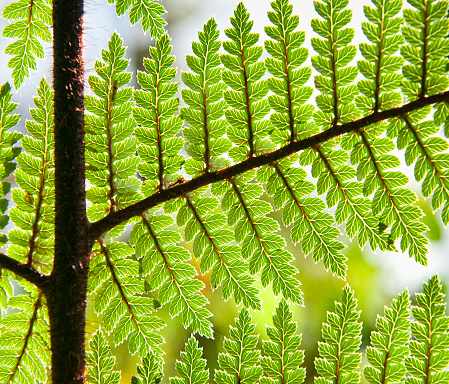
xmin=131 ymin=351 xmax=164 ymax=384
xmin=85 ymin=32 xmax=140 ymax=238
xmin=364 ymin=290 xmax=411 ymax=384
xmin=401 ymin=0 xmax=449 ymax=99
xmin=1 ymin=0 xmax=52 ymax=88
xmin=86 ymin=329 xmax=121 ymax=384
xmin=181 ymin=18 xmax=230 ymax=176
xmin=168 ymin=190 xmax=262 ymax=311
xmin=314 ymin=285 xmax=362 ymax=384
xmin=88 ymin=240 xmax=165 ymax=358
xmin=0 ymin=82 xmax=21 ymax=248
xmin=257 ymin=157 xmax=347 ymax=278
xmin=312 ymin=0 xmax=359 ymax=127
xmin=130 ymin=213 xmax=213 ymax=338
xmin=265 ymin=0 xmax=314 ymax=145
xmin=212 ymin=171 xmax=303 ymax=304
xmin=108 ymin=0 xmax=166 ymax=38
xmin=170 ymin=335 xmax=209 ymax=384
xmin=0 ymin=286 xmax=50 ymax=383
xmin=261 ymin=299 xmax=306 ymax=384
xmin=215 ymin=308 xmax=263 ymax=384
xmin=406 ymin=275 xmax=449 ymax=384
xmin=6 ymin=78 xmax=54 ymax=273
xmin=222 ymin=2 xmax=271 ymax=161
xmin=134 ymin=34 xmax=185 ymax=192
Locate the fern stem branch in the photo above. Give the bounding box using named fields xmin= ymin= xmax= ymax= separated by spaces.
xmin=0 ymin=252 xmax=49 ymax=288
xmin=88 ymin=91 xmax=449 ymax=241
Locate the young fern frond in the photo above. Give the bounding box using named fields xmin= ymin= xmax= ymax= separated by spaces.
xmin=222 ymin=3 xmax=271 ymax=161
xmin=182 ymin=18 xmax=230 ymax=176
xmin=265 ymin=0 xmax=314 ymax=145
xmin=0 ymin=82 xmax=21 ymax=249
xmin=0 ymin=286 xmax=50 ymax=384
xmin=211 ymin=170 xmax=303 ymax=304
xmin=7 ymin=78 xmax=54 ymax=273
xmin=88 ymin=240 xmax=164 ymax=357
xmin=106 ymin=0 xmax=166 ymax=38
xmin=85 ymin=32 xmax=140 ymax=237
xmin=1 ymin=0 xmax=52 ymax=89
xmin=133 ymin=33 xmax=185 ymax=192
xmin=364 ymin=290 xmax=411 ymax=384
xmin=406 ymin=275 xmax=449 ymax=384
xmin=86 ymin=329 xmax=121 ymax=384
xmin=130 ymin=212 xmax=213 ymax=338
xmin=215 ymin=308 xmax=263 ymax=384
xmin=170 ymin=335 xmax=209 ymax=384
xmin=260 ymin=299 xmax=306 ymax=384
xmin=257 ymin=157 xmax=347 ymax=278
xmin=314 ymin=285 xmax=362 ymax=384
xmin=167 ymin=189 xmax=262 ymax=311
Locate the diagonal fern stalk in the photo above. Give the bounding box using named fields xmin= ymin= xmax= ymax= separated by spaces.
xmin=314 ymin=285 xmax=363 ymax=384
xmin=261 ymin=299 xmax=306 ymax=384
xmin=364 ymin=290 xmax=411 ymax=384
xmin=170 ymin=335 xmax=209 ymax=384
xmin=406 ymin=275 xmax=449 ymax=384
xmin=182 ymin=18 xmax=230 ymax=176
xmin=215 ymin=308 xmax=263 ymax=384
xmin=222 ymin=2 xmax=271 ymax=161
xmin=1 ymin=0 xmax=52 ymax=89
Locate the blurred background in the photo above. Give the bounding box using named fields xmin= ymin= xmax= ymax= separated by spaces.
xmin=1 ymin=0 xmax=448 ymax=383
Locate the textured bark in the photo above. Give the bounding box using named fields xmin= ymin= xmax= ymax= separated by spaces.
xmin=49 ymin=0 xmax=90 ymax=383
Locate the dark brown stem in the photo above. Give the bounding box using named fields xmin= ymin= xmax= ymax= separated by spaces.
xmin=241 ymin=48 xmax=254 ymax=158
xmin=0 ymin=252 xmax=49 ymax=288
xmin=47 ymin=0 xmax=90 ymax=383
xmin=88 ymin=91 xmax=449 ymax=241
xmin=420 ymin=4 xmax=428 ymax=99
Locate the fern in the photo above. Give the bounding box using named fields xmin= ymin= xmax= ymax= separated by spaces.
xmin=215 ymin=308 xmax=263 ymax=384
xmin=261 ymin=299 xmax=306 ymax=384
xmin=86 ymin=329 xmax=121 ymax=384
xmin=406 ymin=275 xmax=449 ymax=384
xmin=314 ymin=285 xmax=363 ymax=384
xmin=0 ymin=284 xmax=50 ymax=383
xmin=364 ymin=290 xmax=411 ymax=384
xmin=1 ymin=0 xmax=52 ymax=88
xmin=131 ymin=351 xmax=164 ymax=384
xmin=170 ymin=335 xmax=209 ymax=384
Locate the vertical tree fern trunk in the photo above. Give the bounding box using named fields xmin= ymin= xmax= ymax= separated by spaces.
xmin=48 ymin=0 xmax=90 ymax=382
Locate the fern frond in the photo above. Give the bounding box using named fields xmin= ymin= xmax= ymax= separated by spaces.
xmin=406 ymin=275 xmax=449 ymax=384
xmin=129 ymin=213 xmax=213 ymax=338
xmin=311 ymin=0 xmax=359 ymax=127
xmin=0 ymin=287 xmax=50 ymax=383
xmin=215 ymin=308 xmax=263 ymax=384
xmin=85 ymin=32 xmax=140 ymax=238
xmin=1 ymin=0 xmax=52 ymax=88
xmin=211 ymin=170 xmax=302 ymax=304
xmin=364 ymin=290 xmax=411 ymax=384
xmin=222 ymin=2 xmax=271 ymax=161
xmin=314 ymin=285 xmax=362 ymax=384
xmin=0 ymin=82 xmax=21 ymax=248
xmin=131 ymin=351 xmax=164 ymax=384
xmin=257 ymin=157 xmax=347 ymax=278
xmin=7 ymin=78 xmax=54 ymax=272
xmin=341 ymin=121 xmax=429 ymax=264
xmin=88 ymin=239 xmax=165 ymax=357
xmin=182 ymin=18 xmax=230 ymax=176
xmin=167 ymin=190 xmax=262 ymax=311
xmin=401 ymin=0 xmax=449 ymax=99
xmin=170 ymin=335 xmax=209 ymax=384
xmin=260 ymin=299 xmax=306 ymax=384
xmin=265 ymin=0 xmax=314 ymax=145
xmin=134 ymin=33 xmax=185 ymax=192
xmin=107 ymin=0 xmax=166 ymax=38
xmin=86 ymin=329 xmax=121 ymax=384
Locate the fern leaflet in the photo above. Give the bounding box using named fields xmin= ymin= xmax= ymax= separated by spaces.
xmin=131 ymin=351 xmax=164 ymax=384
